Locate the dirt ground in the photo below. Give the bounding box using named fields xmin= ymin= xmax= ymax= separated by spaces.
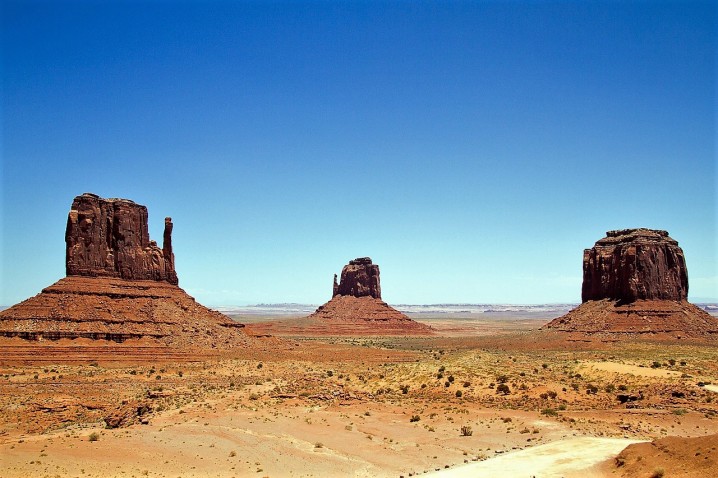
xmin=2 ymin=316 xmax=718 ymax=477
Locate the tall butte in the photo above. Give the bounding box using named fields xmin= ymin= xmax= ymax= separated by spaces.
xmin=0 ymin=193 xmax=245 ymax=350
xmin=247 ymin=257 xmax=432 ymax=336
xmin=305 ymin=257 xmax=432 ymax=335
xmin=544 ymin=228 xmax=716 ymax=338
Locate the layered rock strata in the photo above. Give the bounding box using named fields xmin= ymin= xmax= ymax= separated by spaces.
xmin=545 ymin=229 xmax=716 ymax=338
xmin=0 ymin=193 xmax=245 ymax=348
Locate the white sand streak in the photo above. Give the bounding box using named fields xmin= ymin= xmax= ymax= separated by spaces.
xmin=425 ymin=437 xmax=644 ymax=478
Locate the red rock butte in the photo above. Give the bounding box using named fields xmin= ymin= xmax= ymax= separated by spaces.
xmin=544 ymin=228 xmax=717 ymax=338
xmin=248 ymin=257 xmax=433 ymax=336
xmin=0 ymin=193 xmax=247 ymax=352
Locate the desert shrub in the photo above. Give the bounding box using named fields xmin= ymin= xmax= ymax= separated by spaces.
xmin=571 ymin=383 xmax=579 ymax=391
xmin=605 ymin=384 xmax=616 ymax=393
xmin=314 ymin=442 xmax=323 ymax=449
xmin=455 ymin=390 xmax=463 ymax=398
xmin=496 ymin=375 xmax=509 ymax=384
xmin=502 ymin=417 xmax=512 ymax=423
xmin=400 ymin=385 xmax=409 ymax=394
xmin=673 ymin=408 xmax=688 ymax=416
xmin=448 ymin=375 xmax=455 ymax=383
xmin=547 ymin=390 xmax=558 ymax=399
xmin=445 ymin=381 xmax=451 ymax=387
xmin=421 ymin=383 xmax=427 ymax=389
xmin=257 ymin=362 xmax=263 ymax=369
xmin=229 ymin=451 xmax=237 ymax=457
xmin=651 ymin=361 xmax=661 ymax=369
xmin=541 ymin=408 xmax=558 ymax=417
xmin=437 ymin=373 xmax=444 ymax=379
xmin=496 ymin=384 xmax=510 ymax=395
xmin=463 ymin=381 xmax=471 ymax=388
xmin=438 ymin=366 xmax=446 ymax=373
xmin=88 ymin=432 xmax=100 ymax=442
xmin=651 ymin=468 xmax=665 ymax=478
xmin=542 ymin=363 xmax=548 ymax=369
xmin=586 ymin=384 xmax=599 ymax=395
xmin=668 ymin=359 xmax=676 ymax=366
xmin=540 ymin=393 xmax=549 ymax=400
xmin=410 ymin=415 xmax=420 ymax=422
xmin=558 ymin=404 xmax=567 ymax=411
xmin=460 ymin=425 xmax=473 ymax=436
xmin=618 ymin=384 xmax=627 ymax=391
xmin=326 ymin=370 xmax=333 ymax=377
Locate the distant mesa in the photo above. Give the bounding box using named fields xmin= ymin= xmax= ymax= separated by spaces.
xmin=544 ymin=228 xmax=717 ymax=338
xmin=0 ymin=193 xmax=245 ymax=349
xmin=248 ymin=257 xmax=433 ymax=336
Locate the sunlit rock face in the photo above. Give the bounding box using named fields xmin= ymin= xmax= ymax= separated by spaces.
xmin=333 ymin=257 xmax=381 ymax=299
xmin=65 ymin=193 xmax=178 ymax=284
xmin=581 ymin=228 xmax=688 ymax=304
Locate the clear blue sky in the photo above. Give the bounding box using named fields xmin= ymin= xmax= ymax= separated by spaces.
xmin=2 ymin=1 xmax=716 ymax=306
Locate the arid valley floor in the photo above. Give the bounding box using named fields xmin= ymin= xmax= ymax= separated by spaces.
xmin=2 ymin=311 xmax=718 ymax=478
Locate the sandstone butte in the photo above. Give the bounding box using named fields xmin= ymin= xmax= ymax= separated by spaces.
xmin=0 ymin=193 xmax=247 ymax=351
xmin=249 ymin=257 xmax=433 ymax=336
xmin=544 ymin=228 xmax=717 ymax=338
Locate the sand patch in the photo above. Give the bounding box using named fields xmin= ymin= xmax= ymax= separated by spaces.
xmin=425 ymin=437 xmax=644 ymax=478
xmin=579 ymin=361 xmax=683 ymax=378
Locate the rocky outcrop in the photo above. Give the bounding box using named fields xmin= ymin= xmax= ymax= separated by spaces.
xmin=544 ymin=228 xmax=717 ymax=338
xmin=333 ymin=257 xmax=381 ymax=299
xmin=66 ymin=193 xmax=178 ymax=284
xmin=0 ymin=193 xmax=247 ymax=349
xmin=249 ymin=257 xmax=433 ymax=336
xmin=582 ymin=229 xmax=688 ymax=303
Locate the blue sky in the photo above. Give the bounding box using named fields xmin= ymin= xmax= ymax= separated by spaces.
xmin=2 ymin=1 xmax=716 ymax=305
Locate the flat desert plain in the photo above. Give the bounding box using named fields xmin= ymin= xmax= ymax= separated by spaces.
xmin=2 ymin=312 xmax=718 ymax=477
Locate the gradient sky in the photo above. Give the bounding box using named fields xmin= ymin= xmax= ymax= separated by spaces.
xmin=2 ymin=1 xmax=716 ymax=306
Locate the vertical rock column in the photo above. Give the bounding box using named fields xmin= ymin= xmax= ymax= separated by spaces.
xmin=581 ymin=228 xmax=688 ymax=303
xmin=333 ymin=257 xmax=382 ymax=299
xmin=65 ymin=193 xmax=178 ymax=284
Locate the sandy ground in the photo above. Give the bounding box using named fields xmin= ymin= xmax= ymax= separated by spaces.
xmin=424 ymin=437 xmax=645 ymax=478
xmin=579 ymin=361 xmax=684 ymax=378
xmin=2 ymin=316 xmax=718 ymax=477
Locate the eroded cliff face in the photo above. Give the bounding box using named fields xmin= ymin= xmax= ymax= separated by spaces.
xmin=581 ymin=229 xmax=688 ymax=304
xmin=65 ymin=193 xmax=178 ymax=284
xmin=333 ymin=257 xmax=381 ymax=299
xmin=1 ymin=193 xmax=245 ymax=346
xmin=544 ymin=228 xmax=715 ymax=338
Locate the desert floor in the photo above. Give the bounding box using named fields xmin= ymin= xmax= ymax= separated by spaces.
xmin=2 ymin=314 xmax=718 ymax=477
